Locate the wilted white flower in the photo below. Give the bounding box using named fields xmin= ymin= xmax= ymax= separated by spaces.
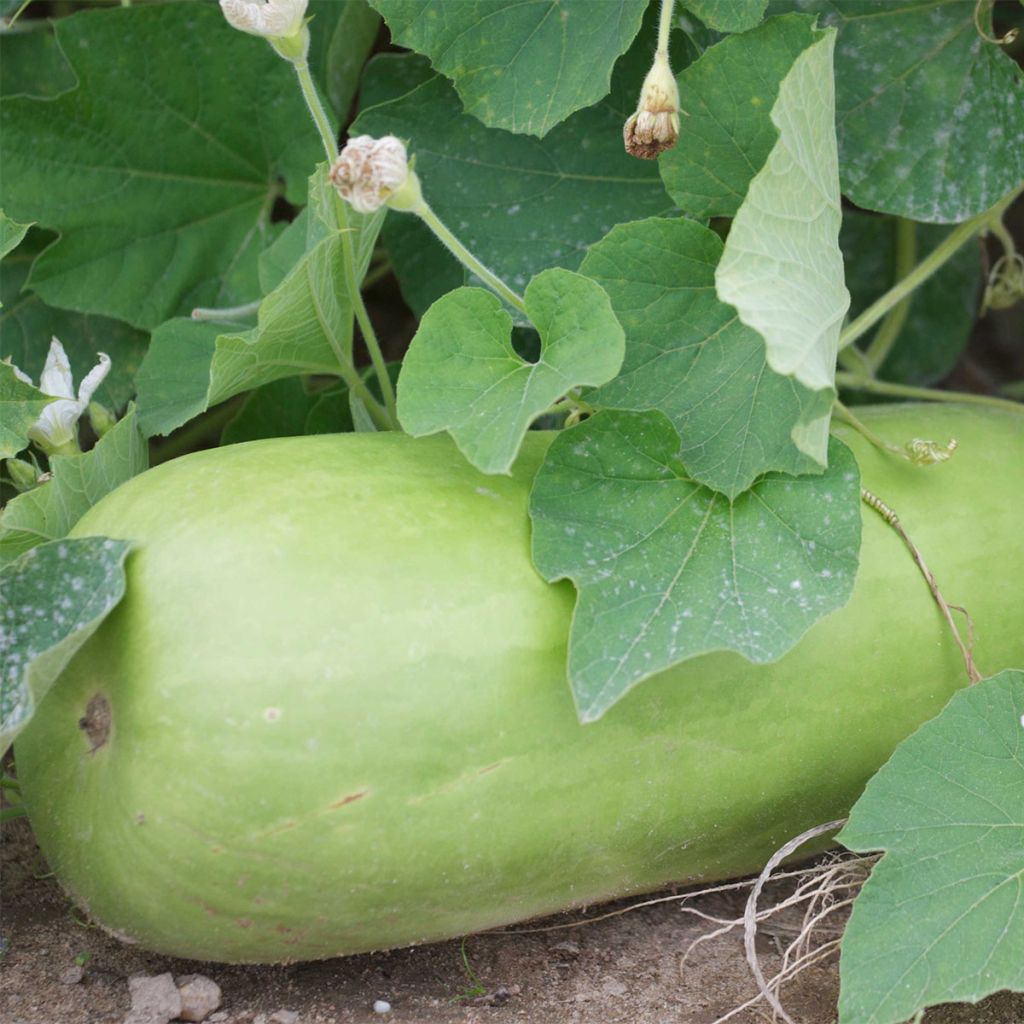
xmin=12 ymin=339 xmax=111 ymax=456
xmin=329 ymin=135 xmax=422 ymax=215
xmin=624 ymin=49 xmax=681 ymax=160
xmin=219 ymin=0 xmax=307 ymax=40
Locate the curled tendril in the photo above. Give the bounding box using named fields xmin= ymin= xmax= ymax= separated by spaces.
xmin=905 ymin=438 xmax=959 ymax=466
xmin=974 ymin=0 xmax=1019 ymax=45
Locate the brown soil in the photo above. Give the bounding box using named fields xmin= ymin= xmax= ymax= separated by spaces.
xmin=2 ymin=818 xmax=1022 ymax=1024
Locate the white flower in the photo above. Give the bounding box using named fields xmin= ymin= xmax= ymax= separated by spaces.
xmin=219 ymin=0 xmax=308 ymax=40
xmin=329 ymin=135 xmax=417 ymax=215
xmin=13 ymin=339 xmax=111 ymax=455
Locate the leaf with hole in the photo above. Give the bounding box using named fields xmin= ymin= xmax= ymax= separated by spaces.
xmin=398 ymin=269 xmax=624 ymax=474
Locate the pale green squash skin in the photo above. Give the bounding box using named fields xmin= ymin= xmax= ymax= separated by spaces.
xmin=15 ymin=404 xmax=1024 ymax=963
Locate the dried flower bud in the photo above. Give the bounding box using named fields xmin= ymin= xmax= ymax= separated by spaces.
xmin=906 ymin=437 xmax=959 ymax=466
xmin=219 ymin=0 xmax=308 ymax=39
xmin=624 ymin=49 xmax=681 ymax=160
xmin=11 ymin=339 xmax=111 ymax=456
xmin=329 ymin=135 xmax=423 ymax=215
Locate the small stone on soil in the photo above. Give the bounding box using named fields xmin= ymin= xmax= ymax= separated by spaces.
xmin=124 ymin=972 xmax=182 ymax=1024
xmin=59 ymin=964 xmax=84 ymax=985
xmin=269 ymin=1012 xmax=299 ymax=1024
xmin=372 ymin=1000 xmax=392 ymax=1014
xmin=176 ymin=974 xmax=223 ymax=1022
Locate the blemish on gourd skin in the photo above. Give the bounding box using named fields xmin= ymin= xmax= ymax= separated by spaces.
xmin=329 ymin=790 xmax=368 ymax=810
xmin=78 ymin=693 xmax=112 ymax=752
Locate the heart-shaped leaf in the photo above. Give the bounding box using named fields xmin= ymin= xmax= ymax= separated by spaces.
xmin=398 ymin=268 xmax=624 ymax=474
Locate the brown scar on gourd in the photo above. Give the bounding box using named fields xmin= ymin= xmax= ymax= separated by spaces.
xmin=78 ymin=693 xmax=111 ymax=752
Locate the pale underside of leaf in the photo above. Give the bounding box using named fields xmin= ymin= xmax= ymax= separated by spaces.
xmin=716 ymin=30 xmax=850 ymax=400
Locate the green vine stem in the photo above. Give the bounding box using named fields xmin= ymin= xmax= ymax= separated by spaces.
xmin=835 ymin=372 xmax=1024 ymax=415
xmin=838 ymin=182 xmax=1024 ymax=354
xmin=414 ymin=200 xmax=527 ymax=315
xmin=832 ymin=401 xmax=907 ymax=459
xmin=290 ymin=59 xmax=398 ymax=428
xmin=863 ymin=216 xmax=917 ymax=372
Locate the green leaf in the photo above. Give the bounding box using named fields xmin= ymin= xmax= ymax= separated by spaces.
xmin=221 ymin=377 xmax=352 ymax=445
xmin=530 ymin=410 xmax=861 ymax=721
xmin=0 ymin=3 xmax=322 ymax=329
xmin=136 ymin=169 xmax=384 ymax=438
xmin=716 ymin=31 xmax=849 ymax=401
xmin=582 ymin=217 xmax=831 ymax=497
xmin=0 ymin=209 xmax=30 ymax=260
xmin=398 ymin=269 xmax=624 ymax=474
xmin=783 ymin=0 xmax=1024 ymax=222
xmin=354 ymin=24 xmax=675 ymax=302
xmin=841 ymin=213 xmax=981 ymax=386
xmin=681 ymin=0 xmax=767 ymax=34
xmin=0 ymin=536 xmax=132 ymax=753
xmin=307 ymin=0 xmax=381 ymax=119
xmin=370 ymin=0 xmax=647 ymax=137
xmin=0 ymin=361 xmax=52 ymax=460
xmin=0 ymin=407 xmax=147 ymax=566
xmin=1 ymin=231 xmax=148 ymax=411
xmin=659 ymin=14 xmax=820 ymax=219
xmin=133 ymin=319 xmax=235 ymax=439
xmin=838 ymin=670 xmax=1024 ymax=1024
xmin=0 ymin=20 xmax=76 ymax=100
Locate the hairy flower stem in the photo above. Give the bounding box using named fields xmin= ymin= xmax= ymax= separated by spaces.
xmin=291 ymin=59 xmax=397 ymax=428
xmin=657 ymin=0 xmax=676 ymax=53
xmin=839 ymin=182 xmax=1024 ymax=355
xmin=412 ymin=199 xmax=527 ymax=315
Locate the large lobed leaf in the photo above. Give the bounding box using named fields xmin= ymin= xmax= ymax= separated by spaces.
xmin=582 ymin=217 xmax=831 ymax=498
xmin=0 ymin=537 xmax=131 ymax=753
xmin=354 ymin=19 xmax=675 ymax=312
xmin=777 ymin=0 xmax=1024 ymax=223
xmin=530 ymin=411 xmax=861 ymax=721
xmin=370 ymin=0 xmax=647 ymax=137
xmin=659 ymin=14 xmax=821 ymax=219
xmin=838 ymin=670 xmax=1024 ymax=1024
xmin=0 ymin=3 xmax=322 ymax=330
